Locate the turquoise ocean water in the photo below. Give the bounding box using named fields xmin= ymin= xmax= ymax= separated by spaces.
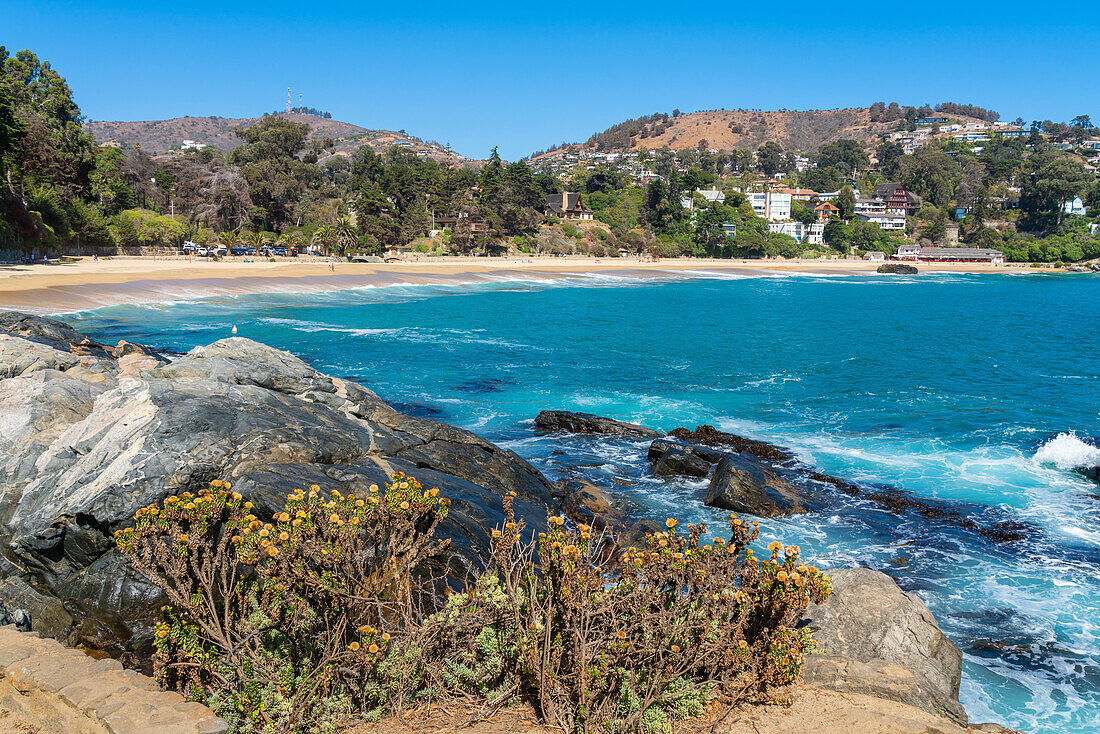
xmin=65 ymin=270 xmax=1100 ymax=733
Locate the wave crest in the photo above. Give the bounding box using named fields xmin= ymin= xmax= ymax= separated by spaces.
xmin=1035 ymin=432 xmax=1100 ymax=471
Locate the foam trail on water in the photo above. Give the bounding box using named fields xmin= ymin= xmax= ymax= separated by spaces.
xmin=1034 ymin=432 xmax=1100 ymax=470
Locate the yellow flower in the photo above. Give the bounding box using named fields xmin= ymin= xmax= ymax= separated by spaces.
xmin=278 ymin=531 xmax=289 ymax=541
xmin=179 ymin=534 xmax=189 ymax=542
xmin=492 ymin=529 xmax=503 ymax=538
xmin=616 ymin=630 xmax=626 ymax=639
xmin=671 ymin=645 xmax=680 ymax=653
xmin=776 ymin=571 xmax=789 ymax=582
xmin=231 ymin=535 xmax=242 ymax=544
xmin=738 ymin=640 xmax=748 ymax=649
xmin=184 ymin=503 xmax=195 ymax=511
xmin=549 ymin=516 xmax=564 ymax=526
xmin=292 ymin=519 xmax=302 ymax=527
xmin=329 ymin=514 xmax=340 ymax=523
xmin=265 ymin=546 xmax=279 ymax=557
xmin=348 ymin=641 xmax=360 ymax=651
xmin=259 ymin=529 xmax=270 ymax=538
xmin=368 ymin=497 xmax=379 ymax=505
xmin=358 ymin=625 xmax=374 ymax=634
xmin=355 ymin=499 xmax=364 ymax=507
xmin=382 ymin=633 xmax=390 ymax=642
xmin=309 ymin=485 xmax=320 ymax=492
xmin=768 ymin=541 xmax=782 ymax=552
xmin=797 ymin=565 xmax=809 ymax=574
xmin=666 ymin=518 xmax=677 ymax=529
xmin=244 ymin=502 xmax=254 ymax=510
xmin=400 ymin=501 xmax=410 ymax=510
xmin=368 ymin=644 xmax=379 ymax=654
xmin=369 ymin=485 xmax=379 ymax=494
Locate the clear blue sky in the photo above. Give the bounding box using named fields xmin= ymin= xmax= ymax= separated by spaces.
xmin=5 ymin=1 xmax=1097 ymax=160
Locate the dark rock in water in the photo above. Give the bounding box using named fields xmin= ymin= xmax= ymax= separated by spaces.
xmin=647 ymin=438 xmax=727 ymax=466
xmin=1076 ymin=465 xmax=1100 ymax=481
xmin=0 ymin=311 xmax=556 ymax=639
xmin=808 ymin=471 xmax=862 ymax=495
xmin=0 ymin=576 xmax=73 ymax=640
xmin=866 ymin=487 xmax=1031 ymax=543
xmin=877 ymin=262 xmax=919 ymax=274
xmin=667 ymin=425 xmax=792 ymax=462
xmin=801 ymin=567 xmax=967 ymax=725
xmin=557 ymin=479 xmax=617 ymax=529
xmin=455 ymin=377 xmax=515 ymax=394
xmin=535 ymin=410 xmax=660 ymax=438
xmin=704 ymin=454 xmax=809 ymax=517
xmin=653 ymin=447 xmax=713 ymax=478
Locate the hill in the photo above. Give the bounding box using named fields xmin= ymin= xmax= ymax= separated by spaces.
xmin=538 ymin=106 xmax=994 ymax=157
xmin=85 ymin=112 xmax=471 ymax=163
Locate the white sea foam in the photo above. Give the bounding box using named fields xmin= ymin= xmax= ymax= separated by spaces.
xmin=1034 ymin=432 xmax=1100 ymax=471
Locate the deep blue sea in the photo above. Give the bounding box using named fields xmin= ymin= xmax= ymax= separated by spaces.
xmin=65 ymin=269 xmax=1100 ymax=733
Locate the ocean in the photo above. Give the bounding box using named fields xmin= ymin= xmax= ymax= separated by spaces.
xmin=64 ymin=269 xmax=1100 ymax=733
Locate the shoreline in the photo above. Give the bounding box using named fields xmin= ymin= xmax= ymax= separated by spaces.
xmin=0 ymin=255 xmax=1038 ymax=313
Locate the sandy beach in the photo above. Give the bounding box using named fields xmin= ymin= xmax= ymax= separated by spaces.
xmin=0 ymin=255 xmax=1036 ymax=313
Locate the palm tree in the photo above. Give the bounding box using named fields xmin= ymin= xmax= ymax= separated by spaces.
xmin=311 ymin=225 xmax=332 ymax=255
xmin=332 ymin=216 xmax=358 ymax=258
xmin=242 ymin=231 xmax=267 ymax=251
xmin=217 ymin=231 xmax=237 ymax=249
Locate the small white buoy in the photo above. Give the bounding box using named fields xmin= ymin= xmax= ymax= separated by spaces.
xmin=231 ymin=325 xmax=238 ymax=335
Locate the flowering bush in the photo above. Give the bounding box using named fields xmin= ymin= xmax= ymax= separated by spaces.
xmin=116 ymin=474 xmax=449 ymax=733
xmin=116 ymin=477 xmax=829 ymax=734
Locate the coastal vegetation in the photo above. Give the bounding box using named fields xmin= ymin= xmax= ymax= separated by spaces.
xmin=1 ymin=46 xmax=1097 ymax=263
xmin=116 ymin=473 xmax=830 ymax=734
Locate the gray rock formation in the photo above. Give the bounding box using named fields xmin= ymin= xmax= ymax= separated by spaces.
xmin=653 ymin=447 xmax=713 ymax=478
xmin=534 ymin=410 xmax=660 ymax=438
xmin=0 ymin=312 xmax=555 ymax=642
xmin=878 ymin=262 xmax=919 ymax=274
xmin=704 ymin=454 xmax=809 ymax=517
xmin=800 ymin=567 xmax=967 ymax=725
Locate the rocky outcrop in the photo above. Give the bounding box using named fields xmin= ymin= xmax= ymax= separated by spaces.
xmin=877 ymin=262 xmax=919 ymax=274
xmin=1077 ymin=464 xmax=1100 ymax=481
xmin=0 ymin=626 xmax=225 ymax=733
xmin=800 ymin=567 xmax=967 ymax=725
xmin=556 ymin=479 xmax=617 ymax=529
xmin=667 ymin=425 xmax=792 ymax=462
xmin=0 ymin=312 xmax=555 ymax=644
xmin=534 ymin=411 xmax=660 ymax=438
xmin=704 ymin=455 xmax=809 ymax=517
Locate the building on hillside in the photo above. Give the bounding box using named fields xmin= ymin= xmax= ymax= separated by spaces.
xmin=872 ymin=183 xmax=921 ymax=215
xmin=768 ymin=221 xmax=825 ymax=246
xmin=895 ymin=244 xmax=1004 ymax=264
xmin=814 ymin=202 xmax=840 ymax=221
xmin=818 ymin=188 xmax=861 ymax=202
xmin=915 ymin=117 xmax=949 ymax=125
xmin=777 ymin=188 xmax=818 ymax=202
xmin=863 ymin=250 xmax=886 ymax=261
xmin=181 ymin=140 xmax=208 ymax=150
xmin=545 ymin=192 xmax=594 ymax=221
xmin=681 ymin=188 xmax=725 ymax=210
xmin=747 ymin=192 xmax=792 ymax=221
xmin=853 ymin=212 xmax=907 ymax=231
xmin=1063 ymin=196 xmax=1088 ymax=216
xmin=854 ymin=198 xmax=887 ymax=217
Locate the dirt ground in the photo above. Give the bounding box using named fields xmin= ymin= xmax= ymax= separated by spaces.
xmin=343 ymin=685 xmax=1008 ymax=734
xmin=0 ymin=708 xmax=39 ymax=734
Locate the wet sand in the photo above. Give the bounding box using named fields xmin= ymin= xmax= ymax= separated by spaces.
xmin=0 ymin=255 xmax=1034 ymax=313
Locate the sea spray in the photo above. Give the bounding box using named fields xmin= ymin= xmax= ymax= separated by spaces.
xmin=1035 ymin=432 xmax=1100 ymax=471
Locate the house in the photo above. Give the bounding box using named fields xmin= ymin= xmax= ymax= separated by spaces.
xmin=854 ymin=198 xmax=887 ymax=217
xmin=681 ymin=188 xmax=725 ymax=210
xmin=854 ymin=212 xmax=907 ymax=231
xmin=545 ymin=192 xmax=594 ymax=221
xmin=747 ymin=192 xmax=792 ymax=221
xmin=768 ymin=221 xmax=825 ymax=245
xmin=1063 ymin=197 xmax=1088 ymax=216
xmin=872 ymin=183 xmax=921 ymax=215
xmin=863 ymin=251 xmax=885 ymax=260
xmin=895 ymin=244 xmax=1004 ymax=264
xmin=777 ymin=188 xmax=818 ymax=202
xmin=814 ymin=202 xmax=840 ymax=221
xmin=181 ymin=139 xmax=208 ymax=150
xmin=915 ymin=116 xmax=949 ymax=125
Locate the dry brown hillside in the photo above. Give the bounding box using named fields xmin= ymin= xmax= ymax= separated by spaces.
xmin=554 ymin=107 xmax=992 ymax=156
xmin=85 ymin=112 xmax=469 ymax=163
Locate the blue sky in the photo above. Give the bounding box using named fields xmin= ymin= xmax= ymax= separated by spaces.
xmin=5 ymin=1 xmax=1096 ymax=160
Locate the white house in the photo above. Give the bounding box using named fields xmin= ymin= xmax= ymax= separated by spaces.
xmin=1063 ymin=196 xmax=1088 ymax=216
xmin=768 ymin=221 xmax=825 ymax=246
xmin=854 ymin=212 xmax=907 ymax=231
xmin=181 ymin=139 xmax=208 ymax=150
xmin=747 ymin=192 xmax=792 ymax=221
xmin=681 ymin=188 xmax=726 ymax=210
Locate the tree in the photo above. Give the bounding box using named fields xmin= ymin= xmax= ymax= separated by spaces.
xmin=817 ymin=139 xmax=869 ymax=174
xmin=897 ymin=147 xmax=959 ymax=207
xmin=311 ymin=225 xmax=332 ymax=254
xmin=875 ymin=141 xmax=904 ymax=179
xmin=836 ymin=186 xmax=856 ymax=219
xmin=755 ymin=142 xmax=785 ymax=177
xmin=1020 ymin=152 xmax=1092 ymax=228
xmin=332 ymin=214 xmax=359 ymax=256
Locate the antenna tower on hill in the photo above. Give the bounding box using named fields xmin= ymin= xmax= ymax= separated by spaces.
xmin=299 ymin=93 xmax=302 ymax=111
xmin=286 ymin=88 xmax=291 ymax=113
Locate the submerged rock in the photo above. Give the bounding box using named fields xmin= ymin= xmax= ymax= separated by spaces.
xmin=877 ymin=262 xmax=919 ymax=274
xmin=0 ymin=311 xmax=556 ymax=643
xmin=800 ymin=567 xmax=967 ymax=725
xmin=534 ymin=410 xmax=660 ymax=438
xmin=704 ymin=454 xmax=808 ymax=517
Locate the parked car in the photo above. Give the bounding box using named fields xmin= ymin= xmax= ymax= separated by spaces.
xmin=196 ymin=247 xmax=210 ymax=257
xmin=242 ymin=247 xmax=257 ymax=256
xmin=181 ymin=243 xmax=198 ymax=254
xmin=272 ymin=247 xmax=288 ymax=257
xmin=230 ymin=247 xmax=246 ymax=256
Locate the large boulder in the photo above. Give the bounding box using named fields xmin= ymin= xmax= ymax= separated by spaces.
xmin=0 ymin=313 xmax=556 ymax=643
xmin=704 ymin=454 xmax=809 ymax=517
xmin=878 ymin=262 xmax=919 ymax=274
xmin=667 ymin=425 xmax=792 ymax=462
xmin=800 ymin=567 xmax=967 ymax=725
xmin=534 ymin=410 xmax=660 ymax=438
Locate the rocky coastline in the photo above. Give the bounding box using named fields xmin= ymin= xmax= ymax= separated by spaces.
xmin=0 ymin=312 xmax=1020 ymax=732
